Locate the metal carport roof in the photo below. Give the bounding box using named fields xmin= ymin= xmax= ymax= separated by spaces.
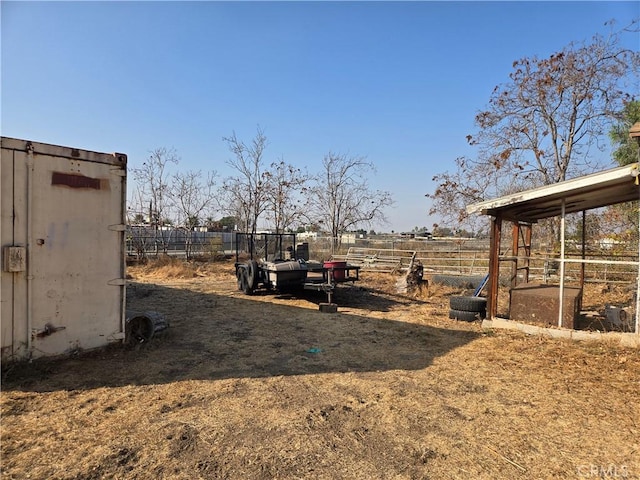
xmin=466 ymin=163 xmax=639 ymax=223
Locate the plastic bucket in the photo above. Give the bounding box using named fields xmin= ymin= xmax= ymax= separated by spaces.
xmin=324 ymin=261 xmax=347 ymax=281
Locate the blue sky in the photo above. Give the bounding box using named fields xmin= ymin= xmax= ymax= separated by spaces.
xmin=2 ymin=1 xmax=639 ymax=233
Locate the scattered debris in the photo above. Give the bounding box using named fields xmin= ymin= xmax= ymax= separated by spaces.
xmin=396 ymin=254 xmax=424 ymax=294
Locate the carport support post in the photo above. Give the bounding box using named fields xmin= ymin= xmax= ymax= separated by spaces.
xmin=637 ymin=182 xmax=640 ymax=335
xmin=580 ymin=210 xmax=586 ymax=288
xmin=487 ymin=216 xmax=502 ymax=319
xmin=629 ymin=123 xmax=640 ymax=334
xmin=558 ymin=200 xmax=566 ymax=328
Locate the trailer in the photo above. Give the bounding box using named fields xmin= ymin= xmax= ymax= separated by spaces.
xmin=1 ymin=137 xmax=127 ymax=361
xmin=234 ymin=232 xmax=360 ymax=306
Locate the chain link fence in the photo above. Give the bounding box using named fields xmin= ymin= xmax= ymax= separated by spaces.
xmin=126 ymin=226 xmax=639 ymax=285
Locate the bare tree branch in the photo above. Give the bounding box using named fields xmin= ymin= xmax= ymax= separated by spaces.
xmin=308 ymin=153 xmax=393 ymax=250
xmin=221 ymin=127 xmax=269 ymax=234
xmin=131 ymin=147 xmax=180 ymax=254
xmin=429 ymin=21 xmax=640 ymax=229
xmin=170 ymin=170 xmax=218 ymax=259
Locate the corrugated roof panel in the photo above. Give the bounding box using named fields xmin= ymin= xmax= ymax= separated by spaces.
xmin=466 ymin=163 xmax=639 ymax=222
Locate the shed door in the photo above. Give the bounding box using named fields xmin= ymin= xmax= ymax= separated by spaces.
xmin=2 ymin=149 xmax=126 ymax=359
xmin=31 ymin=154 xmax=126 ymax=356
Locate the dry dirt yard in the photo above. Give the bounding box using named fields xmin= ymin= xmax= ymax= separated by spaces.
xmin=2 ymin=259 xmax=640 ymax=480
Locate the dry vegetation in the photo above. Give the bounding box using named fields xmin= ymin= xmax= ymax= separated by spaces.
xmin=2 ymin=258 xmax=639 ymax=480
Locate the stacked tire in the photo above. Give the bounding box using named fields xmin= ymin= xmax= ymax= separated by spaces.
xmin=449 ymin=296 xmax=487 ymax=322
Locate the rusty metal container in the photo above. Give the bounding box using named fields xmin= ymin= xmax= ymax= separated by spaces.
xmin=509 ymin=283 xmax=582 ymax=329
xmin=1 ymin=137 xmax=127 ymax=361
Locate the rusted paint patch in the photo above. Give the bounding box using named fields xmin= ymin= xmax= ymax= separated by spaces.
xmin=51 ymin=172 xmax=101 ymax=189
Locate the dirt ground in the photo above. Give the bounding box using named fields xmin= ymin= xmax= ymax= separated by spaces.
xmin=2 ymin=259 xmax=640 ymax=480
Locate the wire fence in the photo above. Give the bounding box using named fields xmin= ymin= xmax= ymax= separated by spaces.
xmin=126 ymin=226 xmax=639 ymax=284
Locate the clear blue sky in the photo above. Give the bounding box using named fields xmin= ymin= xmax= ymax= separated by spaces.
xmin=2 ymin=1 xmax=638 ymax=233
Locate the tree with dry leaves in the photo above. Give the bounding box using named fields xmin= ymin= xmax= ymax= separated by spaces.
xmin=308 ymin=152 xmax=393 ymax=251
xmin=428 ymin=21 xmax=640 ymax=229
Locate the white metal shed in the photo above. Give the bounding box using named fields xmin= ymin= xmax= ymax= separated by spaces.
xmin=1 ymin=137 xmax=127 ymax=361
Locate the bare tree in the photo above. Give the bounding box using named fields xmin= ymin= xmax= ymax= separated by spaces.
xmin=428 ymin=20 xmax=640 ymax=227
xmin=220 ymin=127 xmax=269 ymax=235
xmin=262 ymin=160 xmax=310 ymax=233
xmin=127 ymin=183 xmax=149 ymax=224
xmin=126 ymin=187 xmax=153 ymax=261
xmin=170 ymin=170 xmax=217 ymax=260
xmin=308 ymin=152 xmax=393 ymax=251
xmin=131 ymin=147 xmax=179 ymax=254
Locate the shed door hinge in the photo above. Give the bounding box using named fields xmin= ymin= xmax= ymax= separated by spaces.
xmin=108 ymin=224 xmax=126 ymax=232
xmin=108 ymin=278 xmax=127 ymax=286
xmin=3 ymin=246 xmax=26 ymax=272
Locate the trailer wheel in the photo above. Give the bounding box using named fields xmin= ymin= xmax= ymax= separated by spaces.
xmin=449 ymin=295 xmax=487 ymax=313
xmin=240 ymin=269 xmax=254 ymax=295
xmin=449 ymin=309 xmax=482 ymax=322
xmin=236 ymin=268 xmax=244 ymax=291
xmin=247 ymin=260 xmax=259 ymax=289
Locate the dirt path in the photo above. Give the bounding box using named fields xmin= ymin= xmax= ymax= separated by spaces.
xmin=2 ymin=261 xmax=639 ymax=479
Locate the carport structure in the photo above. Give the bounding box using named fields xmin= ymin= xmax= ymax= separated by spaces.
xmin=466 ymin=162 xmax=640 ymax=337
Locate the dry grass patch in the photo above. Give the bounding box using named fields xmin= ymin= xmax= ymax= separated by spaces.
xmin=128 ymin=255 xmax=224 ymax=280
xmin=2 ymin=259 xmax=639 ymax=480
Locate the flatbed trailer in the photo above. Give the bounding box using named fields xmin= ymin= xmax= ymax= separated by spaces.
xmin=234 ymin=232 xmax=359 ymax=305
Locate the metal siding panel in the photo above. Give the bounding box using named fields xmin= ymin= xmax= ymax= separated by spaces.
xmin=1 ymin=147 xmax=15 ymax=355
xmin=1 ymin=149 xmax=30 ymax=360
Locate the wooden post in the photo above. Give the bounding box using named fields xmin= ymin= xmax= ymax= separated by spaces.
xmin=511 ymin=222 xmax=519 ymax=288
xmin=488 ymin=216 xmax=502 ymax=319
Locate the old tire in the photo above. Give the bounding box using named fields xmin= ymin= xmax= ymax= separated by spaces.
xmin=449 ymin=309 xmax=483 ymax=322
xmin=449 ymin=295 xmax=487 ymax=313
xmin=432 ymin=274 xmax=487 ymax=289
